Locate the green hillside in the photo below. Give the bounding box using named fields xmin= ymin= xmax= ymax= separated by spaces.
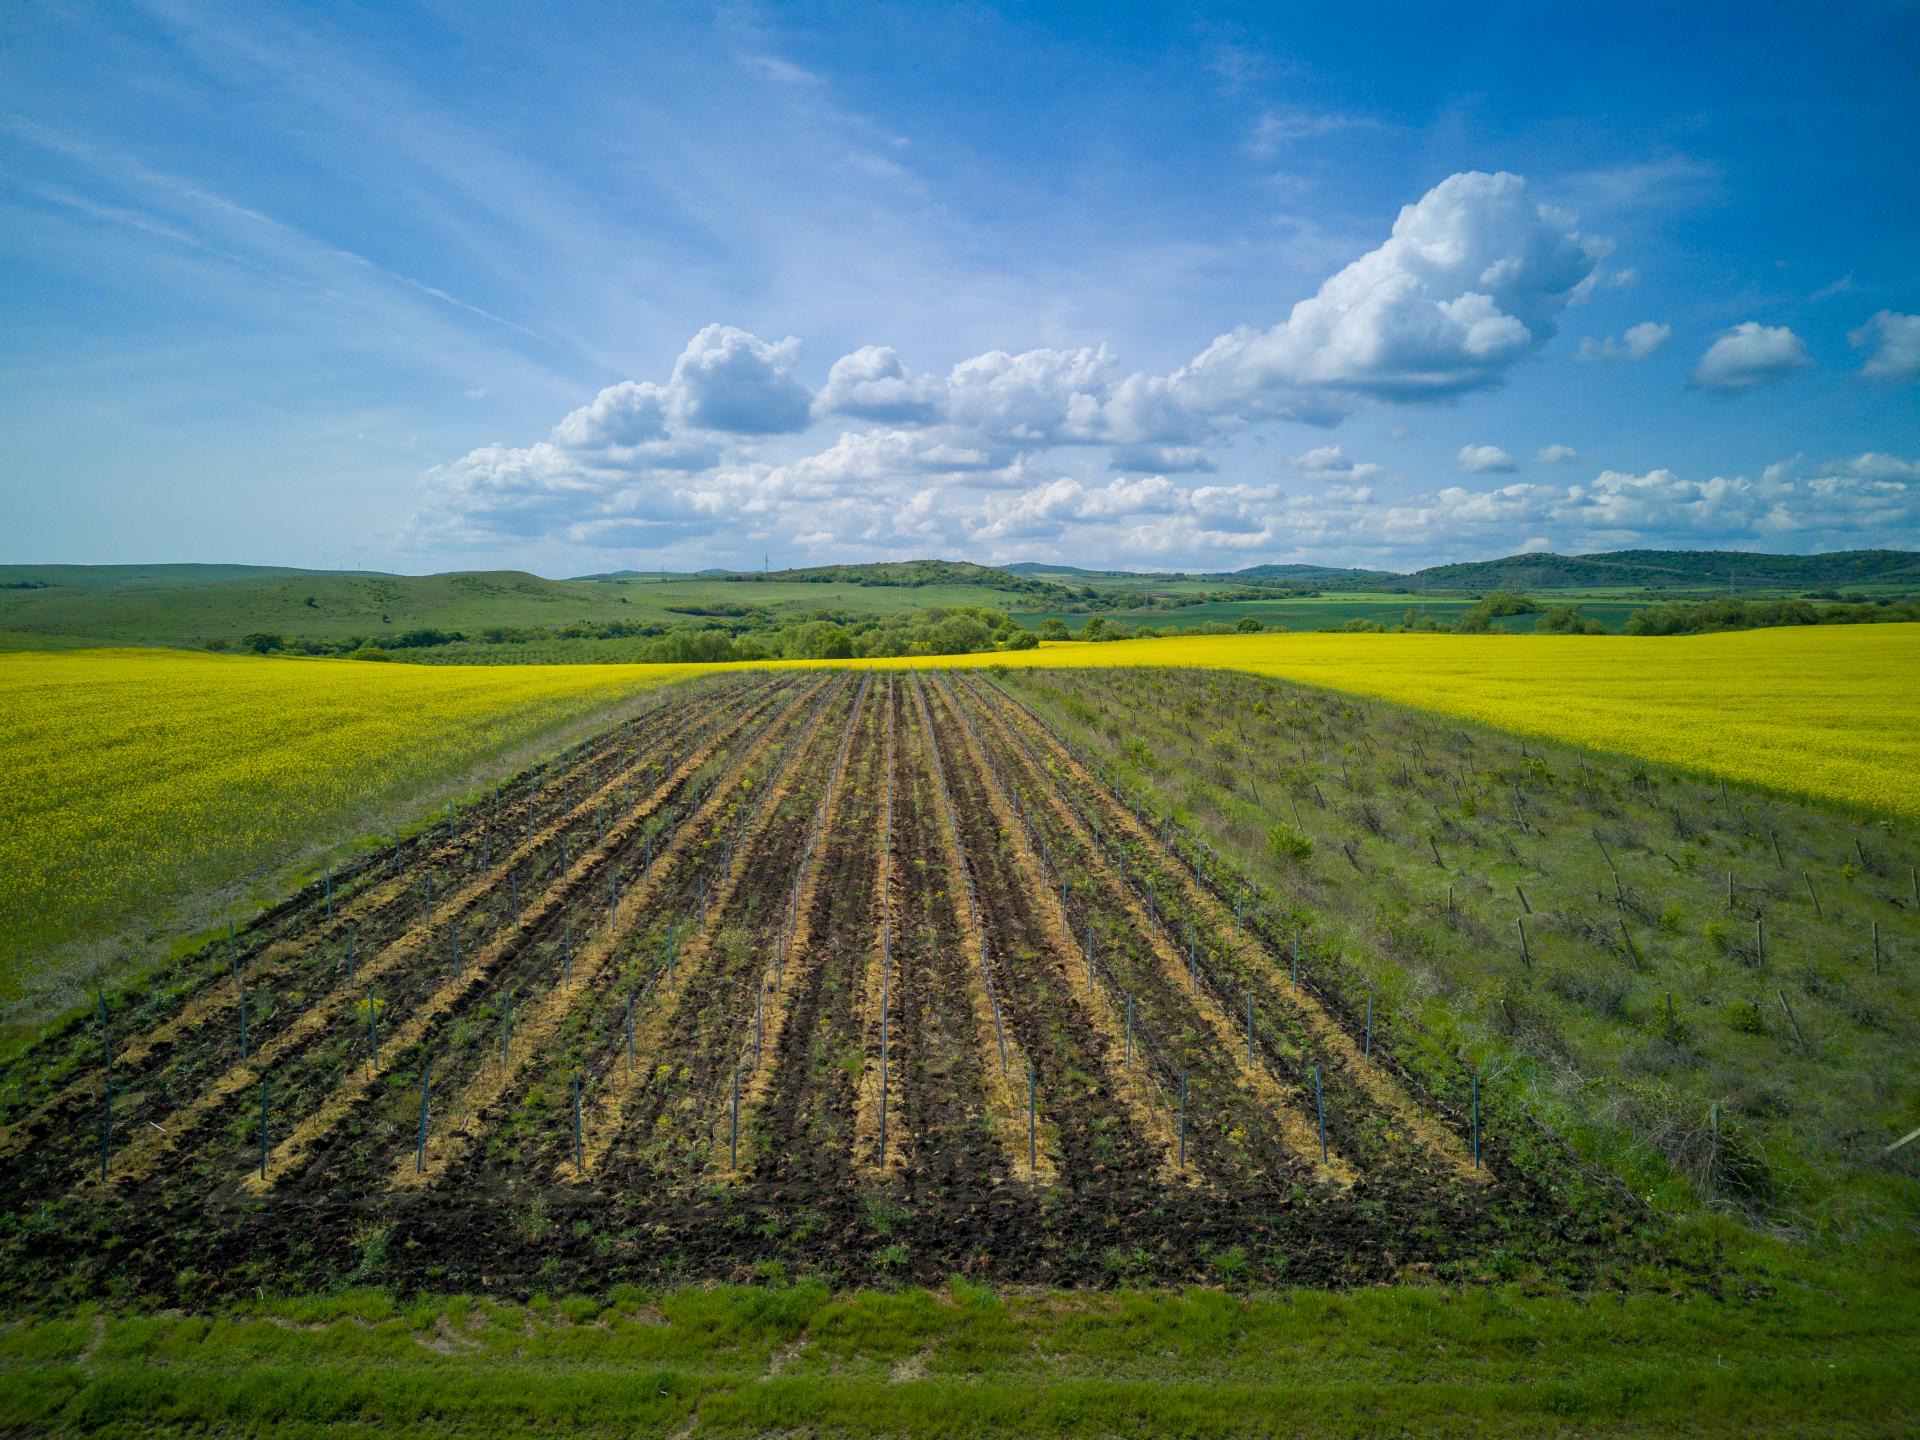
xmin=0 ymin=565 xmax=1053 ymax=653
xmin=1410 ymin=548 xmax=1920 ymax=591
xmin=1015 ymin=550 xmax=1920 ymax=593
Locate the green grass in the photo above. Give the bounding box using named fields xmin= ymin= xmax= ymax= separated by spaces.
xmin=2 ymin=1251 xmax=1914 ymax=1437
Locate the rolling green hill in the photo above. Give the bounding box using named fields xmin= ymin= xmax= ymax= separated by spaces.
xmin=0 ymin=564 xmax=1056 ymax=653
xmin=1409 ymin=547 xmax=1920 ymax=591
xmin=1014 ymin=549 xmax=1920 ymax=592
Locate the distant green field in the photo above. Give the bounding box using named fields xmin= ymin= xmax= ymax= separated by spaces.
xmin=1017 ymin=596 xmax=1652 ymax=633
xmin=0 ymin=568 xmax=1042 ymax=651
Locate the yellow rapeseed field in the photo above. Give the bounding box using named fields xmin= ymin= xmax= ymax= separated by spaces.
xmin=763 ymin=624 xmax=1920 ymax=823
xmin=0 ymin=649 xmax=682 ymax=998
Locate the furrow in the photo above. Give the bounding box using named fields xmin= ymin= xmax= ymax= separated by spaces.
xmin=928 ymin=676 xmax=1186 ymax=1184
xmin=725 ymin=671 xmax=877 ymax=1176
xmin=906 ymin=671 xmax=1052 ymax=1185
xmin=557 ymin=677 xmax=847 ymax=1181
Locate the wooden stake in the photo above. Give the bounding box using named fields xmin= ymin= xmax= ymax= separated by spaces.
xmin=1470 ymin=1072 xmax=1480 ymax=1169
xmin=1803 ymin=871 xmax=1822 ymax=919
xmin=1177 ymin=1070 xmax=1188 ymax=1171
xmin=1517 ymin=918 xmax=1532 ymax=970
xmin=1028 ymin=1065 xmax=1038 ymax=1173
xmin=416 ymin=1061 xmax=430 ymax=1173
xmin=1619 ymin=918 xmax=1643 ymax=972
xmin=1314 ymin=1064 xmax=1327 ymax=1163
xmin=1776 ymin=989 xmax=1805 ymax=1049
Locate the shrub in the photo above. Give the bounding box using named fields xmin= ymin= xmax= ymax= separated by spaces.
xmin=1037 ymin=619 xmax=1070 ymax=640
xmin=1538 ymin=604 xmax=1607 ymax=635
xmin=348 ymin=646 xmax=392 ymax=662
xmin=1235 ymin=615 xmax=1264 ymax=633
xmin=1266 ymin=824 xmax=1312 ymax=862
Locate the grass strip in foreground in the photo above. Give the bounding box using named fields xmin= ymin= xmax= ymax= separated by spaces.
xmin=1 ymin=1264 xmax=1914 ymax=1438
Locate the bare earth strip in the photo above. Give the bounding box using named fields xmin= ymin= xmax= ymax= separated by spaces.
xmin=727 ymin=671 xmax=877 ymax=1176
xmin=907 ymin=672 xmax=1052 ymax=1185
xmin=850 ymin=676 xmax=906 ymax=1176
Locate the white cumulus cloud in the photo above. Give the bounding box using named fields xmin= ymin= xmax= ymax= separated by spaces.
xmin=1577 ymin=320 xmax=1670 ymax=362
xmin=1691 ymin=322 xmax=1811 ymax=391
xmin=670 ymin=324 xmax=813 ymax=433
xmin=1458 ymin=444 xmax=1516 ymax=473
xmin=1536 ymin=444 xmax=1579 ymax=464
xmin=1174 ymin=171 xmax=1603 ymax=418
xmin=813 ymin=345 xmax=946 ymax=423
xmin=1849 ymin=311 xmax=1920 ymax=382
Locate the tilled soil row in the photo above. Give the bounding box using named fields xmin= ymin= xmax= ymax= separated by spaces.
xmin=561 ymin=677 xmax=854 ymax=1188
xmin=914 ymin=673 xmax=1159 ymax=1189
xmin=743 ymin=670 xmax=886 ymax=1187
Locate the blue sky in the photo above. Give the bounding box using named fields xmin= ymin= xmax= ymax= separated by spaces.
xmin=3 ymin=1 xmax=1916 ymax=575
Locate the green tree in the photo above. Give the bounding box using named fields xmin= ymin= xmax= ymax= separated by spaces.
xmin=786 ymin=621 xmax=855 ymax=659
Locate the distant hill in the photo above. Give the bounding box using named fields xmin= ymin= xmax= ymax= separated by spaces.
xmin=0 ymin=560 xmax=1065 ymax=652
xmin=1408 ymin=548 xmax=1920 ymax=591
xmin=1012 ymin=550 xmax=1919 ymax=591
xmin=1220 ymin=563 xmax=1404 ymax=586
xmin=0 ymin=562 xmax=353 ymax=590
xmin=1003 ymin=562 xmax=1164 ymax=580
xmin=714 ymin=559 xmax=1084 ymax=602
